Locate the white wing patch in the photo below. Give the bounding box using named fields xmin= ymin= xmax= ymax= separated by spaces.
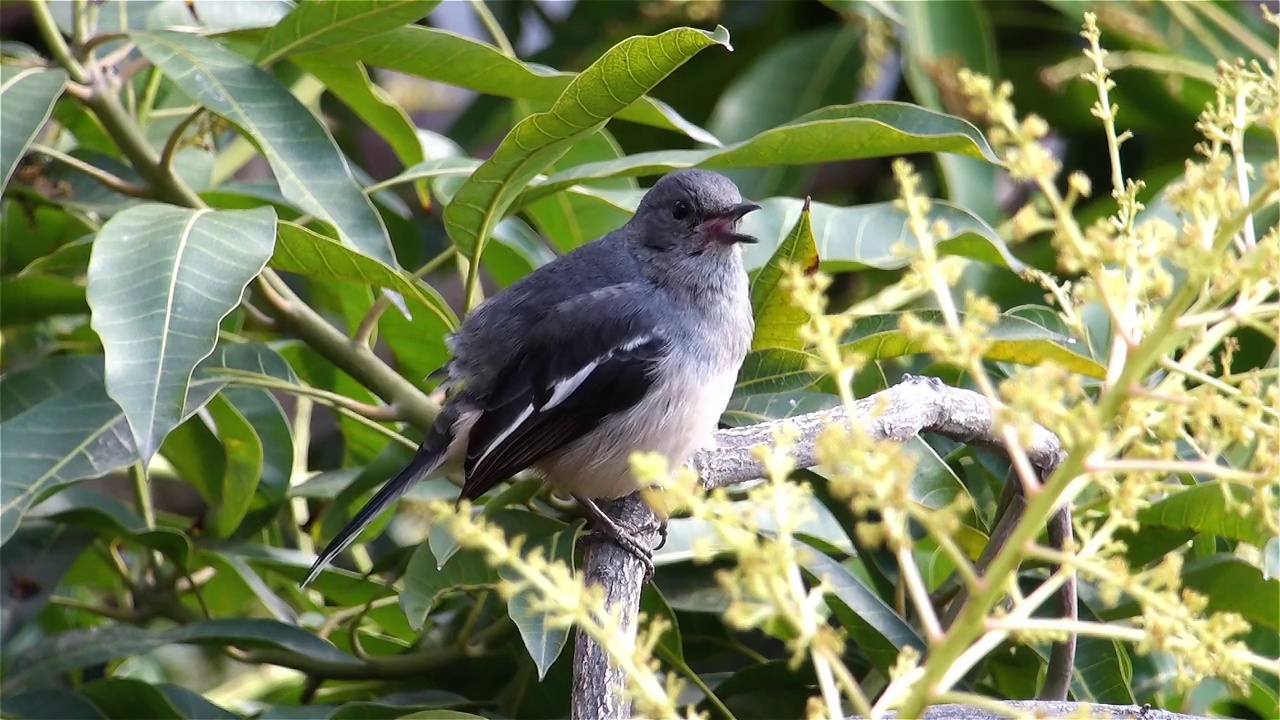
xmin=474 ymin=404 xmax=534 ymax=466
xmin=472 ymin=334 xmax=653 ymax=467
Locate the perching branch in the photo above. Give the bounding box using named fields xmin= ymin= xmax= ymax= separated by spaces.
xmin=571 ymin=374 xmax=1071 ymax=720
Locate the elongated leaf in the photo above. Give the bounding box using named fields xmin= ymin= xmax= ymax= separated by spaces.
xmin=2 ymin=619 xmax=355 ymax=693
xmin=0 ymin=522 xmax=93 ymax=644
xmin=722 ymin=390 xmax=840 ymax=428
xmin=840 ymin=310 xmax=1106 ymax=378
xmin=87 ymin=204 xmax=276 ymax=465
xmin=524 ymin=129 xmax=637 ymax=252
xmin=708 ymin=26 xmax=862 ymax=198
xmin=1 ymin=689 xmax=107 ymax=720
xmin=749 ymin=199 xmax=819 ymax=351
xmin=794 ymin=537 xmax=925 ymax=674
xmin=293 ymin=55 xmax=423 ymax=169
xmin=740 ymin=196 xmax=1020 ymax=272
xmin=0 ymin=274 xmax=88 ymax=326
xmin=901 ymin=0 xmax=1002 ymax=222
xmin=0 ymin=345 xmax=290 ymax=547
xmin=523 ymin=102 xmax=999 ymax=202
xmin=734 ymin=348 xmax=819 ymax=395
xmin=1137 ymin=482 xmax=1274 ymax=548
xmin=504 ymin=523 xmax=582 ymax=679
xmin=257 ymin=0 xmax=439 ymax=65
xmin=28 ymin=486 xmax=193 ymax=568
xmin=272 ymin=220 xmax=457 ymax=330
xmin=201 ymin=394 xmax=264 ymax=538
xmin=443 ymin=26 xmax=731 ymax=259
xmin=334 ymin=25 xmax=719 ymax=145
xmin=0 ymin=67 xmax=66 ymax=193
xmin=135 ymin=31 xmax=394 ymax=266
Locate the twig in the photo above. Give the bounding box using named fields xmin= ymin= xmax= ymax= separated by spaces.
xmin=159 ymin=107 xmax=205 ymax=175
xmin=30 ymin=0 xmax=89 ymax=83
xmin=29 ymin=143 xmax=151 ymax=198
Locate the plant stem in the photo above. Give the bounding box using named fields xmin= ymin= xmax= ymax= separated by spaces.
xmin=30 ymin=0 xmax=89 ymax=83
xmin=256 ymin=270 xmax=438 ymax=430
xmin=353 ymin=245 xmax=458 ymax=346
xmin=470 ymin=0 xmax=516 ymax=56
xmin=30 ymin=143 xmax=151 ymax=197
xmin=71 ymin=0 xmax=89 ymax=50
xmin=158 ymin=107 xmax=204 ymax=175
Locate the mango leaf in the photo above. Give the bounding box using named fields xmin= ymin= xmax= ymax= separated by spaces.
xmin=293 ymin=55 xmax=424 ymax=170
xmin=734 ymin=348 xmax=819 ymax=395
xmin=443 ymin=26 xmax=731 ymax=259
xmin=502 ymin=522 xmax=583 ymax=679
xmin=1136 ymin=482 xmax=1274 ymax=548
xmin=200 ymin=394 xmax=264 ymax=539
xmin=522 ymin=102 xmax=999 ymax=202
xmin=740 ymin=196 xmax=1020 ymax=272
xmin=0 ymin=67 xmax=66 ymax=193
xmin=901 ymin=0 xmax=1002 ymax=222
xmin=0 ymin=274 xmax=88 ymax=326
xmin=28 ymin=486 xmax=194 ymax=569
xmin=1101 ymin=556 xmax=1279 ymax=632
xmin=749 ymin=198 xmax=819 ymax=351
xmin=333 ymin=25 xmax=719 ymax=145
xmin=256 ymin=0 xmax=440 ymax=65
xmin=794 ymin=537 xmax=926 ymax=674
xmin=145 ymin=0 xmax=295 ymax=33
xmin=707 ymin=26 xmax=862 ymax=198
xmin=524 ymin=129 xmax=637 ymax=253
xmin=272 ymin=220 xmax=458 ymax=330
xmin=0 ymin=689 xmax=108 ymax=720
xmin=840 ymin=310 xmax=1106 ymax=379
xmin=86 ymin=204 xmax=276 ymax=465
xmin=0 ymin=345 xmax=289 ymax=548
xmin=2 ymin=619 xmax=355 ymax=693
xmin=722 ymin=390 xmax=840 ymax=428
xmin=0 ymin=522 xmax=93 ymax=645
xmin=134 ymin=31 xmax=394 ymax=266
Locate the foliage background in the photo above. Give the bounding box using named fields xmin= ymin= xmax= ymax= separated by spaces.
xmin=0 ymin=1 xmax=1276 ymax=719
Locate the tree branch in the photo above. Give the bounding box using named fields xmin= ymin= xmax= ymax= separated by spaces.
xmin=571 ymin=375 xmax=1070 ymax=719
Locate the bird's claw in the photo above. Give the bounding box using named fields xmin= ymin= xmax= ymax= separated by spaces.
xmin=574 ymin=495 xmax=664 ymax=582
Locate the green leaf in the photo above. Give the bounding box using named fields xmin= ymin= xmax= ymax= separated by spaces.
xmin=0 ymin=274 xmax=88 ymax=326
xmin=135 ymin=31 xmax=394 ymax=266
xmin=722 ymin=390 xmax=840 ymax=428
xmin=0 ymin=344 xmax=288 ymax=548
xmin=293 ymin=55 xmax=424 ymax=170
xmin=86 ymin=204 xmax=277 ymax=465
xmin=147 ymin=0 xmax=296 ymax=33
xmin=333 ymin=26 xmax=719 ymax=145
xmin=523 ymin=102 xmax=999 ymax=203
xmin=401 ymin=511 xmax=567 ymax=628
xmin=0 ymin=67 xmax=66 ymax=193
xmin=740 ymin=196 xmax=1020 ymax=272
xmin=504 ymin=522 xmax=582 ymax=679
xmin=794 ymin=537 xmax=926 ymax=674
xmin=200 ymin=393 xmax=264 ymax=538
xmin=1136 ymin=482 xmax=1274 ymax=548
xmin=220 ymin=386 xmax=293 ymax=536
xmin=27 ymin=486 xmax=194 ymax=568
xmin=734 ymin=348 xmax=819 ymax=395
xmin=707 ymin=26 xmax=862 ymax=198
xmin=1 ymin=688 xmax=107 ymax=720
xmin=0 ymin=522 xmax=93 ymax=644
xmin=272 ymin=219 xmax=457 ymax=330
xmin=399 ymin=712 xmax=487 ymax=720
xmin=256 ymin=0 xmax=440 ymax=66
xmin=524 ymin=129 xmax=637 ymax=253
xmin=901 ymin=0 xmax=1002 ymax=223
xmin=2 ymin=619 xmax=355 ymax=694
xmin=749 ymin=199 xmax=818 ymax=351
xmin=840 ymin=310 xmax=1106 ymax=379
xmin=1102 ymin=556 xmax=1279 ymax=632
xmin=443 ymin=26 xmax=731 ymax=259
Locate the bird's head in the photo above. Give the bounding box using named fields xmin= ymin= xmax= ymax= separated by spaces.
xmin=630 ymin=169 xmax=760 ymax=267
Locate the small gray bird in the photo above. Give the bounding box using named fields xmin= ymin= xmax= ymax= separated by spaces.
xmin=303 ymin=169 xmax=758 ymax=586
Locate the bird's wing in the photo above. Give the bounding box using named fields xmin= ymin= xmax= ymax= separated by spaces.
xmin=460 ymin=284 xmax=668 ymax=500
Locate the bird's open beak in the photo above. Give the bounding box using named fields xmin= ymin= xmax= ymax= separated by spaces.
xmin=698 ymin=202 xmax=761 ymax=244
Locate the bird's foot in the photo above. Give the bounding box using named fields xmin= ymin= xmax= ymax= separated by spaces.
xmin=574 ymin=495 xmax=664 ymax=582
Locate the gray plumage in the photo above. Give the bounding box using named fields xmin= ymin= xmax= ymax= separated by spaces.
xmin=303 ymin=169 xmax=758 ymax=586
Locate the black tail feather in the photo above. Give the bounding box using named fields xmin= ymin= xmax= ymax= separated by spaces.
xmin=301 ymin=441 xmax=449 ymax=588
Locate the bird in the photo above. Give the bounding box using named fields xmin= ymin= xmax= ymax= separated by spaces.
xmin=302 ymin=168 xmax=759 ymax=587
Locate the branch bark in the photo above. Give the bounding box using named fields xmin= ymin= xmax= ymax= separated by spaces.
xmin=571 ymin=375 xmax=1071 ymax=719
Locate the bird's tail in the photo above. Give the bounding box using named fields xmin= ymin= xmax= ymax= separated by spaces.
xmin=301 ymin=412 xmax=456 ymax=588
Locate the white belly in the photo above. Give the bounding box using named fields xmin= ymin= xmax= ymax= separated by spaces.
xmin=537 ymin=358 xmax=739 ymax=499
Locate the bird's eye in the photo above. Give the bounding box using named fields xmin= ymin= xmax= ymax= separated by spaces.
xmin=672 ymin=200 xmax=690 ymax=222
